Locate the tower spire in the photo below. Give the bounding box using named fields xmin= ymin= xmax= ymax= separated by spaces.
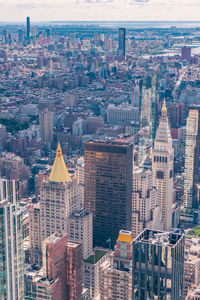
xmin=49 ymin=143 xmax=71 ymax=183
xmin=161 ymin=99 xmax=167 ymax=116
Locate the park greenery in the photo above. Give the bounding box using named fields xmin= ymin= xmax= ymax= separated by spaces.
xmin=0 ymin=118 xmax=29 ymax=133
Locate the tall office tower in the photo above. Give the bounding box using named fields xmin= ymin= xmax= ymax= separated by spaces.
xmin=181 ymin=46 xmax=191 ymax=61
xmin=39 ymin=107 xmax=54 ymax=148
xmin=0 ymin=124 xmax=6 ymax=150
xmin=84 ymin=140 xmax=133 ymax=248
xmin=26 ymin=16 xmax=30 ymax=43
xmin=18 ymin=28 xmax=24 ymax=43
xmin=152 ymin=100 xmax=174 ymax=231
xmin=100 ymin=230 xmax=133 ymax=300
xmin=67 ymin=242 xmax=83 ymax=300
xmin=76 ymin=156 xmax=84 ymax=208
xmin=0 ymin=178 xmax=24 ymax=300
xmin=183 ymin=106 xmax=200 ymax=221
xmin=132 ymin=167 xmax=163 ymax=238
xmin=68 ymin=208 xmax=93 ymax=259
xmin=132 ymin=84 xmax=140 ymax=107
xmin=42 ymin=232 xmax=68 ymax=299
xmin=132 ymin=229 xmax=185 ymax=300
xmin=29 ymin=203 xmax=42 ymax=265
xmin=118 ymin=28 xmax=126 ymax=56
xmin=46 ymin=28 xmax=51 ymax=38
xmin=40 ymin=143 xmax=78 ymax=245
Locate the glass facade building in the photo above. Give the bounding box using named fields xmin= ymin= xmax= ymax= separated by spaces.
xmin=84 ymin=140 xmax=133 ymax=248
xmin=132 ymin=229 xmax=185 ymax=300
xmin=0 ymin=178 xmax=24 ymax=300
xmin=118 ymin=28 xmax=126 ymax=56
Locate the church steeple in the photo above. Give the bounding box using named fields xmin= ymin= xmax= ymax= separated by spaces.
xmin=49 ymin=143 xmax=71 ymax=183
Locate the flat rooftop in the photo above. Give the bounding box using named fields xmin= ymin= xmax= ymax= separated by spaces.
xmin=84 ymin=249 xmax=107 ymax=264
xmin=135 ymin=229 xmax=184 ymax=247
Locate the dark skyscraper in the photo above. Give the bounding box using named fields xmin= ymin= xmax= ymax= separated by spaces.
xmin=84 ymin=140 xmax=133 ymax=248
xmin=132 ymin=229 xmax=185 ymax=300
xmin=26 ymin=16 xmax=30 ymax=43
xmin=181 ymin=46 xmax=191 ymax=61
xmin=118 ymin=28 xmax=126 ymax=56
xmin=18 ymin=28 xmax=24 ymax=43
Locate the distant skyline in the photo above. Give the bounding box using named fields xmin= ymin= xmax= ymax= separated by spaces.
xmin=1 ymin=0 xmax=200 ymax=22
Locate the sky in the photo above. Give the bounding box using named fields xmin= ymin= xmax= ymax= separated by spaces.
xmin=1 ymin=0 xmax=200 ymax=22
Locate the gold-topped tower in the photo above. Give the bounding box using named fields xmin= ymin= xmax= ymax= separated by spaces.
xmin=161 ymin=99 xmax=167 ymax=115
xmin=49 ymin=143 xmax=71 ymax=183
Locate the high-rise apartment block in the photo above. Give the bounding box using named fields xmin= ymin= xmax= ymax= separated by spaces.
xmin=68 ymin=209 xmax=93 ymax=259
xmin=118 ymin=28 xmax=126 ymax=56
xmin=182 ymin=106 xmax=200 ymax=221
xmin=39 ymin=107 xmax=54 ymax=147
xmin=67 ymin=242 xmax=83 ymax=300
xmin=29 ymin=203 xmax=42 ymax=265
xmin=84 ymin=140 xmax=133 ymax=248
xmin=183 ymin=238 xmax=200 ymax=298
xmin=132 ymin=229 xmax=185 ymax=300
xmin=132 ymin=167 xmax=163 ymax=238
xmin=0 ymin=124 xmax=6 ymax=150
xmin=76 ymin=156 xmax=84 ymax=208
xmin=100 ymin=230 xmax=133 ymax=300
xmin=84 ymin=249 xmax=108 ymax=299
xmin=0 ymin=178 xmax=24 ymax=300
xmin=152 ymin=100 xmax=174 ymax=231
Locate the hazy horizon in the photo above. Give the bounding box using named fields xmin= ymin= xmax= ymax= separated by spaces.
xmin=1 ymin=0 xmax=200 ymax=23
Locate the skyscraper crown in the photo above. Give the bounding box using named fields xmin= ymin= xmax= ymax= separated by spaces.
xmin=49 ymin=143 xmax=71 ymax=183
xmin=161 ymin=99 xmax=167 ymax=116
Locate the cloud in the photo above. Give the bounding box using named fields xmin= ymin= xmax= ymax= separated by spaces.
xmin=1 ymin=0 xmax=200 ymax=21
xmin=135 ymin=0 xmax=149 ymax=2
xmin=84 ymin=0 xmax=113 ymax=2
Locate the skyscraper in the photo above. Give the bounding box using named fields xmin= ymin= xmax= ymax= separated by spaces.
xmin=152 ymin=100 xmax=174 ymax=231
xmin=84 ymin=140 xmax=133 ymax=248
xmin=118 ymin=28 xmax=126 ymax=56
xmin=181 ymin=46 xmax=191 ymax=61
xmin=68 ymin=208 xmax=93 ymax=260
xmin=132 ymin=229 xmax=185 ymax=300
xmin=0 ymin=178 xmax=24 ymax=300
xmin=39 ymin=107 xmax=54 ymax=148
xmin=40 ymin=143 xmax=78 ymax=245
xmin=132 ymin=167 xmax=163 ymax=238
xmin=67 ymin=242 xmax=83 ymax=300
xmin=182 ymin=106 xmax=200 ymax=221
xmin=26 ymin=16 xmax=30 ymax=44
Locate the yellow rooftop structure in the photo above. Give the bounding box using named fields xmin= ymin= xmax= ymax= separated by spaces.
xmin=117 ymin=230 xmax=133 ymax=243
xmin=49 ymin=143 xmax=71 ymax=183
xmin=161 ymin=99 xmax=167 ymax=114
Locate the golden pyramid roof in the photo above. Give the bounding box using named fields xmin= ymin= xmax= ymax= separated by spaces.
xmin=49 ymin=143 xmax=71 ymax=183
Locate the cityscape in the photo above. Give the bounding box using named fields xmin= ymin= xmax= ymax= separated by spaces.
xmin=1 ymin=8 xmax=200 ymax=300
